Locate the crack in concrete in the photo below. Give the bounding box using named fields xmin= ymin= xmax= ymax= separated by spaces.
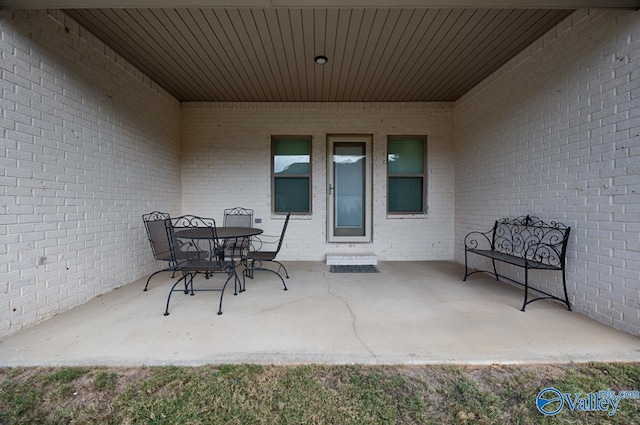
xmin=322 ymin=271 xmax=378 ymax=363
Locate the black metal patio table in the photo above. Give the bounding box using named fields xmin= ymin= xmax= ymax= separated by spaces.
xmin=164 ymin=225 xmax=263 ymax=316
xmin=175 ymin=226 xmax=263 ymax=294
xmin=177 ymin=226 xmax=263 ymax=241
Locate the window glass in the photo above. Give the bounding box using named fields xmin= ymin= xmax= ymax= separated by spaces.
xmin=387 ymin=137 xmax=426 ymax=214
xmin=388 ymin=139 xmax=424 ymax=174
xmin=388 ymin=177 xmax=423 ymax=212
xmin=272 ymin=137 xmax=311 ymax=214
xmin=274 ymin=178 xmax=310 ymax=212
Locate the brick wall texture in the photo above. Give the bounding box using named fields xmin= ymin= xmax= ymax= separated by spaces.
xmin=180 ymin=102 xmax=455 ymax=262
xmin=455 ymin=9 xmax=640 ymax=335
xmin=0 ymin=10 xmax=182 ymax=338
xmin=1 ymin=8 xmax=639 ymax=338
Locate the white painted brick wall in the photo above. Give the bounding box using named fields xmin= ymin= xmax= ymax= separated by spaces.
xmin=455 ymin=9 xmax=640 ymax=335
xmin=0 ymin=10 xmax=182 ymax=338
xmin=181 ymin=102 xmax=455 ymax=261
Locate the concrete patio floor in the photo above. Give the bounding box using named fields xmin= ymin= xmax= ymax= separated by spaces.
xmin=0 ymin=261 xmax=638 ymax=367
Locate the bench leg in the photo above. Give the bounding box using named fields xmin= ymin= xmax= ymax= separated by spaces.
xmin=521 ymin=268 xmax=529 ymax=312
xmin=492 ymin=258 xmax=499 ymax=281
xmin=463 ymin=250 xmax=469 ymax=281
xmin=562 ymin=270 xmax=572 ymax=311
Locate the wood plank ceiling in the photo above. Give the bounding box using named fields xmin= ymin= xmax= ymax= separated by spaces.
xmin=64 ymin=7 xmax=575 ymax=102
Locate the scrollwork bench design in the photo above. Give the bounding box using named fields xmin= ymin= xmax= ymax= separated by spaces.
xmin=463 ymin=215 xmax=571 ymax=311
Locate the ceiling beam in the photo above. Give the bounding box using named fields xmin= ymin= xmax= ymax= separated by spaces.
xmin=1 ymin=0 xmax=639 ymax=9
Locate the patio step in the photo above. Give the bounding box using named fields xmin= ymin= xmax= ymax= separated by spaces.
xmin=326 ymin=253 xmax=378 ymax=266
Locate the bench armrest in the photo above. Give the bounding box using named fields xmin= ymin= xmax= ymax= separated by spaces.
xmin=464 ymin=229 xmax=493 ymax=250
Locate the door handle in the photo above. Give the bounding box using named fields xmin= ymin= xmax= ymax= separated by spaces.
xmin=328 ymin=184 xmax=333 ymax=195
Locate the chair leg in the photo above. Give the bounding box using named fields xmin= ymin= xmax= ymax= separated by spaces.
xmin=245 ymin=260 xmax=255 ymax=280
xmin=238 ymin=272 xmax=245 ymax=293
xmin=241 ymin=260 xmax=256 ymax=292
xmin=274 ymin=269 xmax=288 ymax=290
xmin=217 ymin=272 xmax=234 ymax=315
xmin=231 ymin=265 xmax=238 ymax=296
xmin=144 ymin=268 xmax=173 ymax=291
xmin=188 ymin=273 xmax=196 ymax=295
xmin=245 ymin=266 xmax=288 ymax=291
xmin=242 ymin=268 xmax=248 ymax=292
xmin=238 ymin=259 xmax=246 ymax=294
xmin=144 ymin=270 xmax=163 ymax=291
xmin=164 ymin=274 xmax=188 ymax=316
xmin=272 ymin=260 xmax=290 ymax=278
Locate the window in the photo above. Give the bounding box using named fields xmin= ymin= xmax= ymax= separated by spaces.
xmin=387 ymin=136 xmax=427 ymax=214
xmin=272 ymin=136 xmax=311 ymax=214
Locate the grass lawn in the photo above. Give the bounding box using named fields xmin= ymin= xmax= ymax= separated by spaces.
xmin=1 ymin=362 xmax=639 ymax=424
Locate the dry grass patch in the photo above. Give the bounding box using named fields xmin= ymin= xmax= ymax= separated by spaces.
xmin=1 ymin=363 xmax=639 ymax=424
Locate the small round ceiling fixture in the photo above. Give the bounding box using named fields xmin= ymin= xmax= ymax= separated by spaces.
xmin=314 ymin=55 xmax=328 ymax=65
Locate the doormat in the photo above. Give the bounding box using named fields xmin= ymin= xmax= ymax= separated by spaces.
xmin=330 ymin=265 xmax=379 ymax=273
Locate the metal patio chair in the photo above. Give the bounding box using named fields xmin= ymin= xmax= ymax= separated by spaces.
xmin=242 ymin=212 xmax=290 ymax=292
xmin=142 ymin=211 xmax=174 ymax=291
xmin=223 ymin=208 xmax=254 ymax=249
xmin=142 ymin=211 xmax=208 ymax=291
xmin=163 ymin=215 xmax=236 ymax=316
xmin=222 ymin=207 xmax=254 ymax=283
xmin=223 ymin=207 xmax=254 ymax=227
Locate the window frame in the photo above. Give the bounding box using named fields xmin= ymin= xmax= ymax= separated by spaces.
xmin=271 ymin=135 xmax=312 ymax=215
xmin=386 ymin=135 xmax=428 ymax=215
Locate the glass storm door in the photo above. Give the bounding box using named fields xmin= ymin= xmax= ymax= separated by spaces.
xmin=327 ymin=135 xmax=372 ymax=242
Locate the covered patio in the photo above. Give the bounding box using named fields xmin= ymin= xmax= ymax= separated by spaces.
xmin=0 ymin=262 xmax=638 ymax=367
xmin=2 ymin=0 xmax=639 ymax=350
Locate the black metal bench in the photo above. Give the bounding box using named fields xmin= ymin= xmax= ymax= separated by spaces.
xmin=463 ymin=215 xmax=571 ymax=311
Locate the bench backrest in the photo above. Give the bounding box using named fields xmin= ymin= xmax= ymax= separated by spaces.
xmin=492 ymin=215 xmax=571 ymax=267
